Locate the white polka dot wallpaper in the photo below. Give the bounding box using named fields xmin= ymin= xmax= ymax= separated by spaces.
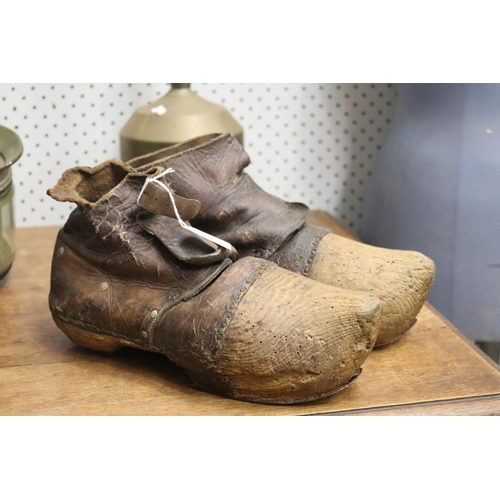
xmin=0 ymin=83 xmax=396 ymax=234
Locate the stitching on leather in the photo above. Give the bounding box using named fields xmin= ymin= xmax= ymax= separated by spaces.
xmin=303 ymin=234 xmax=324 ymax=277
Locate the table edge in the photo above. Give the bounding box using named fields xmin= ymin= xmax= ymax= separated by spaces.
xmin=307 ymin=394 xmax=500 ymax=416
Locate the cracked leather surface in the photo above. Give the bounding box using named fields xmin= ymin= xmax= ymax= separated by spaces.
xmin=127 ymin=134 xmax=316 ymax=263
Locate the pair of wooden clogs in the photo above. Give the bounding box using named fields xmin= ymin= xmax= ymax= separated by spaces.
xmin=47 ymin=134 xmax=434 ymax=405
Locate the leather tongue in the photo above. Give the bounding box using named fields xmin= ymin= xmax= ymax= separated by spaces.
xmin=137 ymin=212 xmax=237 ymax=265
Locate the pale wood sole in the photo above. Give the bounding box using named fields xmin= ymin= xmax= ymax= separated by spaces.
xmin=53 ymin=316 xmax=126 ymax=352
xmin=233 ymin=369 xmax=362 ymax=406
xmin=374 ymin=318 xmax=417 ymax=348
xmin=52 ymin=315 xmax=364 ymax=406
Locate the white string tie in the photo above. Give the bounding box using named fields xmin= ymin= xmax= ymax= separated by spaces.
xmin=138 ymin=168 xmax=233 ymax=251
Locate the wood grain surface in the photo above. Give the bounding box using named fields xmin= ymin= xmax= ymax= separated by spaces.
xmin=1 ymin=212 xmax=500 ymax=415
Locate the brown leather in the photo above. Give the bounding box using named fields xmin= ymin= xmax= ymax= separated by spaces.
xmin=125 ymin=134 xmax=434 ymax=349
xmin=128 ymin=134 xmax=316 ymax=263
xmin=137 ymin=211 xmax=238 ymax=265
xmin=48 ymin=158 xmax=206 ymax=222
xmin=47 ymin=157 xmax=381 ymax=404
xmin=138 ymin=180 xmax=201 ymax=220
xmin=48 ymin=161 xmax=235 ymax=326
xmin=270 ymin=224 xmax=330 ymax=276
xmin=47 ymin=160 xmax=248 ymax=397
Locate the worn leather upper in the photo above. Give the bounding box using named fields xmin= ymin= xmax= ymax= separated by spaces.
xmin=47 ymin=150 xmax=380 ymax=404
xmin=48 ymin=160 xmax=235 ymax=291
xmin=126 ymin=134 xmax=326 ymax=266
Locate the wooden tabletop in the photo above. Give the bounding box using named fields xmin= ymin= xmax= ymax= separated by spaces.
xmin=2 ymin=211 xmax=500 ymax=416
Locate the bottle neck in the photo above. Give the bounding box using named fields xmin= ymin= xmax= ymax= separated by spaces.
xmin=171 ymin=83 xmax=191 ymax=90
